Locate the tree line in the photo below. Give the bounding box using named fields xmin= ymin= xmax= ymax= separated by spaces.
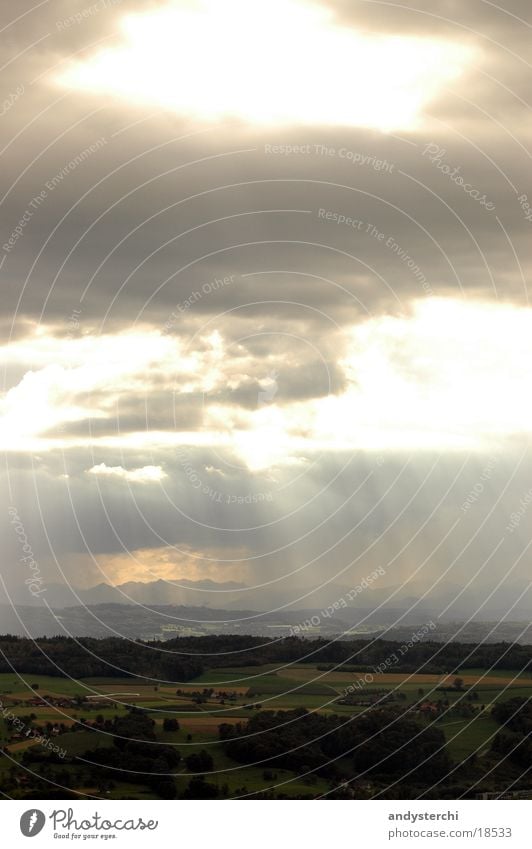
xmin=1 ymin=634 xmax=531 ymax=683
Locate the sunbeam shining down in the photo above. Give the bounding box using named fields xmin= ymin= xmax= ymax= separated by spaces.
xmin=54 ymin=0 xmax=472 ymax=130
xmin=2 ymin=0 xmax=532 ymax=811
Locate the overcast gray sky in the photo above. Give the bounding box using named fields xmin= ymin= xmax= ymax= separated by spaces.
xmin=1 ymin=0 xmax=531 ymax=617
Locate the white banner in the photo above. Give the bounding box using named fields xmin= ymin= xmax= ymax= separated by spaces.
xmin=3 ymin=800 xmax=531 ymax=848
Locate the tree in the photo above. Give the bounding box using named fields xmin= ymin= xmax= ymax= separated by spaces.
xmin=185 ymin=749 xmax=213 ymax=772
xmin=182 ymin=776 xmax=219 ymax=799
xmin=153 ymin=777 xmax=176 ymax=799
xmin=163 ymin=717 xmax=180 ymax=732
xmin=453 ymin=677 xmax=464 ymax=691
xmin=113 ymin=708 xmax=156 ymax=750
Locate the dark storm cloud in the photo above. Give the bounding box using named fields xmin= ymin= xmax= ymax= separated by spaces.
xmin=2 ymin=136 xmax=526 ymax=327
xmin=0 ymin=0 xmax=529 ymax=333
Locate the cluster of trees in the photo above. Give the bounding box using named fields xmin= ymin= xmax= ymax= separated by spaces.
xmin=162 ymin=717 xmax=179 ymax=732
xmin=72 ymin=709 xmax=213 ymax=798
xmin=0 ymin=635 xmax=202 ymax=681
xmin=220 ymin=706 xmax=450 ymax=785
xmin=2 ymin=635 xmax=532 ymax=684
xmin=74 ymin=706 xmax=450 ymax=798
xmin=82 ymin=709 xmax=179 ymax=798
xmin=184 ymin=749 xmax=213 ymax=772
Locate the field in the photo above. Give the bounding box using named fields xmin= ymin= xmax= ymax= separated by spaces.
xmin=1 ymin=664 xmax=530 ymax=799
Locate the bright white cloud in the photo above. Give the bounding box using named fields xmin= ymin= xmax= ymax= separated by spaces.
xmin=53 ymin=0 xmax=472 ymax=131
xmin=203 ymin=299 xmax=532 ymax=466
xmin=0 ymin=327 xmax=220 ymax=451
xmin=86 ymin=463 xmax=168 ymax=483
xmin=333 ymin=298 xmax=532 ymax=448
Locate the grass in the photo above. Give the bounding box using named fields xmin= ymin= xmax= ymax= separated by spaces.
xmin=55 ymin=730 xmax=115 ymax=757
xmin=440 ymin=714 xmax=501 ymax=761
xmin=246 ymin=675 xmax=333 ymax=696
xmin=0 ymin=674 xmax=88 ymax=696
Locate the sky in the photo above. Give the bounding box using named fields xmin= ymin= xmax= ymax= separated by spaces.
xmin=1 ymin=0 xmax=531 ymax=617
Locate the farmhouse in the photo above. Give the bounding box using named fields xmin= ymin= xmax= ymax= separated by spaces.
xmin=417 ymin=701 xmax=439 ymax=715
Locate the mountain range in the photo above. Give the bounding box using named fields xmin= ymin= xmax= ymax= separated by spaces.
xmin=4 ymin=576 xmax=532 ymax=621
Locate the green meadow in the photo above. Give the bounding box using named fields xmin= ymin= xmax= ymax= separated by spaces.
xmin=1 ymin=664 xmax=530 ymax=799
